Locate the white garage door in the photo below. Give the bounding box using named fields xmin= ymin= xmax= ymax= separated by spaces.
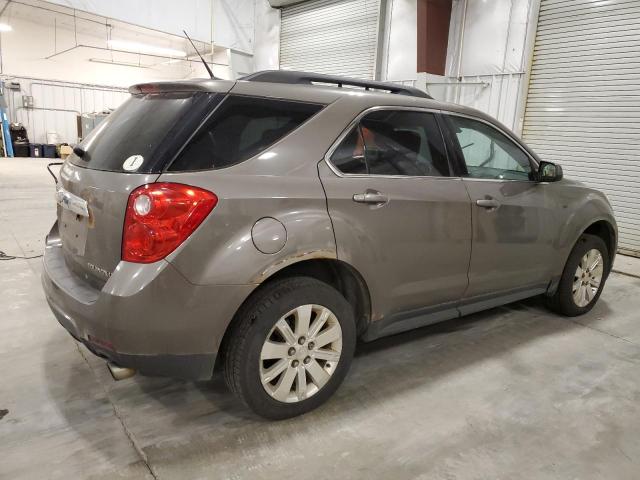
xmin=523 ymin=0 xmax=640 ymax=254
xmin=280 ymin=0 xmax=381 ymax=79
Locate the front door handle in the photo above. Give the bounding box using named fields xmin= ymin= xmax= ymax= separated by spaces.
xmin=353 ymin=191 xmax=388 ymax=205
xmin=476 ymin=198 xmax=501 ymax=210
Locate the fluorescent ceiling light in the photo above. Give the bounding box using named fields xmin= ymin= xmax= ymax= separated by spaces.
xmin=0 ymin=23 xmax=13 ymax=32
xmin=159 ymin=58 xmax=184 ymax=65
xmin=107 ymin=39 xmax=186 ymax=58
xmin=89 ymin=58 xmax=150 ymax=69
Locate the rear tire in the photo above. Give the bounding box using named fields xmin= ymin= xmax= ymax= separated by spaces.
xmin=223 ymin=276 xmax=356 ymax=420
xmin=546 ymin=234 xmax=609 ymax=317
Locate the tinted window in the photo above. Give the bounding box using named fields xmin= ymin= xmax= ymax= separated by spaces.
xmin=329 ymin=110 xmax=449 ymax=176
xmin=330 ymin=127 xmax=368 ymax=174
xmin=70 ymin=92 xmax=222 ymax=173
xmin=169 ymin=96 xmax=323 ymax=171
xmin=448 ymin=116 xmax=532 ymax=180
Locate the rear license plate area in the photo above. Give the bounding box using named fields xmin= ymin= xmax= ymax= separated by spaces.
xmin=60 ymin=209 xmax=88 ymax=256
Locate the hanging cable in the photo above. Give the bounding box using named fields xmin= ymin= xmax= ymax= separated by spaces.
xmin=0 ymin=250 xmax=43 ymax=260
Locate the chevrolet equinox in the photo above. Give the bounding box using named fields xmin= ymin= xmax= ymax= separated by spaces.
xmin=43 ymin=71 xmax=618 ymax=419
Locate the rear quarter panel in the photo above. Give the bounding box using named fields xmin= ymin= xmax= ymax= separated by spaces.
xmin=160 ymin=171 xmax=336 ymax=285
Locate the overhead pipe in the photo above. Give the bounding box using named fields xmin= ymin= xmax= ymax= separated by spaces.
xmin=1 ymin=74 xmax=129 ymax=93
xmin=28 ymin=80 xmax=127 ymax=94
xmin=44 ymin=44 xmax=227 ymax=69
xmin=17 ymin=106 xmax=81 ymax=115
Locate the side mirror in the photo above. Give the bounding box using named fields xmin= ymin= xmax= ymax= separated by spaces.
xmin=537 ymin=161 xmax=563 ymax=182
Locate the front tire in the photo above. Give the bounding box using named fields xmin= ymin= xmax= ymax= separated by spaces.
xmin=547 ymin=234 xmax=609 ymax=316
xmin=223 ymin=277 xmax=356 ymax=420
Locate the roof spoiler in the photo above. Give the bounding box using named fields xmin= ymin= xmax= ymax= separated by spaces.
xmin=241 ymin=70 xmax=432 ymax=99
xmin=128 ymin=81 xmax=221 ymax=95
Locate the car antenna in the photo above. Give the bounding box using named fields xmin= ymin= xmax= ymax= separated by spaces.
xmin=183 ymin=30 xmax=217 ymax=80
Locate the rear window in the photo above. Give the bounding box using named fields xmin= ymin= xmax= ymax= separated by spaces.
xmin=168 ymin=95 xmax=324 ymax=171
xmin=70 ymin=91 xmax=222 ymax=173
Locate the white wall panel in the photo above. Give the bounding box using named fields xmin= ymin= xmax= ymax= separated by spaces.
xmin=522 ymin=0 xmax=640 ymax=253
xmin=459 ymin=0 xmax=513 ymax=75
xmin=439 ymin=0 xmax=534 ymax=131
xmin=253 ymin=0 xmax=281 ymax=71
xmin=5 ymin=76 xmax=129 ymax=145
xmin=421 ymin=73 xmax=524 ymax=131
xmin=213 ymin=0 xmax=255 ymax=53
xmin=384 ymin=0 xmax=417 ymax=82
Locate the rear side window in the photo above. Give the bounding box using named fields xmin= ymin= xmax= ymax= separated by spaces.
xmin=169 ymin=96 xmax=324 ymax=171
xmin=330 ymin=110 xmax=450 ymax=176
xmin=70 ymin=92 xmax=222 ymax=173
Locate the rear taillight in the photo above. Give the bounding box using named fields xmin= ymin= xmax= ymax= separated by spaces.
xmin=122 ymin=182 xmax=217 ymax=263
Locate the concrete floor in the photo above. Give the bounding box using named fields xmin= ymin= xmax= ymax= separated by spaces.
xmin=2 ymin=158 xmax=640 ymax=480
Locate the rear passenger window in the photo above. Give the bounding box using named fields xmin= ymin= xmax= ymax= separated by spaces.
xmin=329 ymin=110 xmax=449 ymax=176
xmin=169 ymin=96 xmax=323 ymax=171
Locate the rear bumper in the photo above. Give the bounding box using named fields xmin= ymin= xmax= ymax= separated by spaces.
xmin=46 ymin=293 xmax=217 ymax=379
xmin=42 ymin=223 xmax=255 ymax=380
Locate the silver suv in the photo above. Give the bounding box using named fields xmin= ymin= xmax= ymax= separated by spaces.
xmin=42 ymin=71 xmax=617 ymax=419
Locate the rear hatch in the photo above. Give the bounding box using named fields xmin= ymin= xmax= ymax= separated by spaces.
xmin=57 ymin=85 xmax=228 ymax=288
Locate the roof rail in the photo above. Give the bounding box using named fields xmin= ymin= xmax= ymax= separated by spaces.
xmin=241 ymin=70 xmax=432 ymax=99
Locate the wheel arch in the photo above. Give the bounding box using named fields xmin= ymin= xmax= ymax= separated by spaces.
xmin=582 ymin=219 xmax=617 ymax=271
xmin=217 ymin=258 xmax=372 ymax=368
xmin=264 ymin=259 xmax=371 ymax=335
xmin=555 ymin=190 xmax=617 ymax=278
xmin=548 ymin=211 xmax=617 ymax=297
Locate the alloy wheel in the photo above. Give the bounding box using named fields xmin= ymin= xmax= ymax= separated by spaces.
xmin=259 ymin=304 xmax=343 ymax=403
xmin=573 ymin=248 xmax=604 ymax=307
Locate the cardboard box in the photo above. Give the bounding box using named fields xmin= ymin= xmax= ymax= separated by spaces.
xmin=60 ymin=145 xmax=73 ymax=159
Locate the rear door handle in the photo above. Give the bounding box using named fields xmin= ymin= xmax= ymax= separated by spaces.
xmin=353 ymin=191 xmax=388 ymax=205
xmin=476 ymin=198 xmax=501 ymax=210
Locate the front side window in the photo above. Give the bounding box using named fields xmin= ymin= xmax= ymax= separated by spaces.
xmin=329 ymin=110 xmax=450 ymax=177
xmin=447 ymin=115 xmax=533 ymax=181
xmin=170 ymin=96 xmax=323 ymax=171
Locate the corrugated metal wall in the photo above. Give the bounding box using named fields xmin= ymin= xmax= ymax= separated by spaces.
xmin=424 ymin=73 xmax=525 ymax=131
xmin=280 ymin=0 xmax=381 ymax=79
xmin=3 ymin=77 xmax=129 ymax=145
xmin=522 ymin=0 xmax=640 ymax=254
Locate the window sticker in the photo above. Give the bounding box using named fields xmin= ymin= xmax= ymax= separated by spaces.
xmin=122 ymin=155 xmax=144 ymax=171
